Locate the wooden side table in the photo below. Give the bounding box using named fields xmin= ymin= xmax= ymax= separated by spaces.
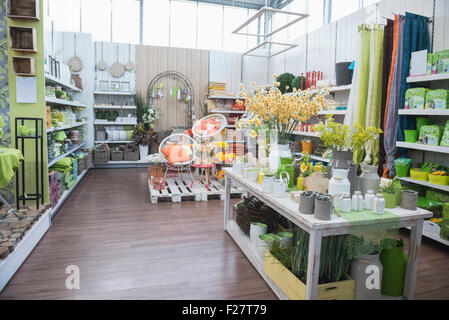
xmin=191 ymin=164 xmax=216 ymax=191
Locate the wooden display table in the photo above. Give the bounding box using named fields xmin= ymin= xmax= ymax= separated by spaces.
xmin=223 ymin=168 xmax=432 ymax=300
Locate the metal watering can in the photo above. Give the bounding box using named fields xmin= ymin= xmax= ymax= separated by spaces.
xmin=272 ymin=171 xmax=290 ymax=198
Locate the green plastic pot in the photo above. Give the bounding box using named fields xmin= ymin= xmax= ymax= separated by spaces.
xmin=404 ymin=130 xmax=418 ymax=143
xmin=380 ymin=246 xmax=408 ymax=297
xmin=382 ymin=192 xmax=396 ymax=208
xmin=416 ymin=117 xmax=430 ymax=132
xmin=395 ymin=163 xmax=410 ymax=178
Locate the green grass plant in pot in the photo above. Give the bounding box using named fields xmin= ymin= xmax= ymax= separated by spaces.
xmin=379 ymin=177 xmax=401 ymax=208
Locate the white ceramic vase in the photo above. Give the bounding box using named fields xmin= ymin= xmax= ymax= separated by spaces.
xmin=268 ymin=143 xmax=292 ymax=172
xmin=139 ymin=144 xmax=149 ymax=161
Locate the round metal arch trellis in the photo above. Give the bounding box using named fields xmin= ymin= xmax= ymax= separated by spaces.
xmin=147 ymin=71 xmax=195 ymax=129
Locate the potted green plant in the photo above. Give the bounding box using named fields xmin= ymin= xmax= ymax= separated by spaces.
xmin=132 ymin=123 xmax=152 ymax=160
xmin=379 ymin=177 xmax=401 ymax=208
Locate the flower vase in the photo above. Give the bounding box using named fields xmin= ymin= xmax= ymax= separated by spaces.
xmin=328 ymin=150 xmax=357 ymax=195
xmin=139 ymin=144 xmax=149 ymax=161
xmin=268 ymin=143 xmax=292 ymax=172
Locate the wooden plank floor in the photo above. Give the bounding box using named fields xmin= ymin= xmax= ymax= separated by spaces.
xmin=0 ymin=168 xmax=448 ymax=299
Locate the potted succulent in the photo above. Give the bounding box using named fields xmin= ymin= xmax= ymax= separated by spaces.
xmin=132 ymin=123 xmax=152 ymax=160
xmin=379 ymin=177 xmax=401 ymax=208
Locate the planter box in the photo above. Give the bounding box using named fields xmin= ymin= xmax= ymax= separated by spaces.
xmin=12 ymin=56 xmax=35 ymax=76
xmin=7 ymin=0 xmax=40 ymax=21
xmin=9 ymin=26 xmax=37 ymax=53
xmin=264 ymin=252 xmax=355 ymax=300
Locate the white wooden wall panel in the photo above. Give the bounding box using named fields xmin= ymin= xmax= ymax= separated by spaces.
xmin=308 ymin=22 xmax=336 ymax=80
xmin=336 ymin=5 xmax=378 ymax=63
xmin=94 ymin=41 xmax=137 ymax=94
xmin=47 ymin=31 xmax=95 ymax=148
xmin=209 ymin=51 xmax=242 ymax=95
xmin=243 ymin=55 xmax=269 ymax=87
xmin=284 ymin=34 xmax=307 ymax=76
xmin=434 ymin=0 xmax=449 ymax=51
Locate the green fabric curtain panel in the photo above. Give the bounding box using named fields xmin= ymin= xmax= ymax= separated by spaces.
xmin=349 ymin=24 xmax=384 ymax=164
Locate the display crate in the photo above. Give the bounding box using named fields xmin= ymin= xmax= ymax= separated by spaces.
xmin=264 ymin=252 xmax=355 ymax=300
xmin=7 ymin=0 xmax=40 ymax=21
xmin=9 ymin=26 xmax=37 ymax=53
xmin=12 ymin=56 xmax=35 ymax=76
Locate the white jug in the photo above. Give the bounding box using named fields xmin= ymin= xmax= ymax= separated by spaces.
xmin=329 ymin=168 xmax=351 ymax=201
xmin=262 ymin=176 xmax=274 ymax=193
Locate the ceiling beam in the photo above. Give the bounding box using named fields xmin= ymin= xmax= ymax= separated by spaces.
xmin=190 ymin=0 xmax=265 ymax=10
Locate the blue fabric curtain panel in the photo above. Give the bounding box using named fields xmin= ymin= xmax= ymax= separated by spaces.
xmin=397 ymin=13 xmax=430 ymax=142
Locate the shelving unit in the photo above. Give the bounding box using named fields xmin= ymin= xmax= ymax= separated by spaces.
xmin=45 ymin=74 xmax=81 ymax=92
xmin=318 ymin=109 xmax=347 ymax=115
xmin=46 ymin=120 xmax=87 ymax=133
xmin=45 ymin=97 xmax=87 ymax=108
xmin=49 ymin=169 xmax=89 ymax=219
xmin=399 ymin=177 xmax=449 ymax=193
xmin=292 ymin=131 xmax=320 ymax=138
xmin=406 ymin=73 xmax=449 ymax=83
xmin=207 ymin=95 xmax=244 ymax=100
xmin=94 ymin=120 xmax=137 ymax=126
xmin=94 ymin=91 xmax=135 ymax=96
xmin=398 ymin=109 xmax=449 ymax=116
xmin=398 ymin=73 xmax=449 ymax=246
xmin=294 ymin=152 xmax=330 ymax=163
xmin=208 ymin=110 xmax=246 ymax=114
xmin=396 ymin=141 xmax=449 ymax=154
xmin=93 ymin=105 xmax=137 ymax=110
xmin=94 ymin=140 xmax=133 ymax=144
xmin=47 ymin=142 xmax=86 ymax=167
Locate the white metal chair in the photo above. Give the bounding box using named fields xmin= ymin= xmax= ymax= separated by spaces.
xmin=158 ymin=133 xmax=198 ymax=179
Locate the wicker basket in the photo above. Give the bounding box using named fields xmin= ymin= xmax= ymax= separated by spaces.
xmin=124 ymin=147 xmax=139 ymax=161
xmin=77 ymin=157 xmax=86 ymax=175
xmin=111 ymin=150 xmax=124 ymax=161
xmin=234 ymin=195 xmax=279 ymax=235
xmin=94 ymin=149 xmax=110 ymax=163
xmin=81 ymin=149 xmax=93 ymax=169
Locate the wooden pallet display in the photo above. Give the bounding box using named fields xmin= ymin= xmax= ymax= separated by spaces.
xmin=148 ymin=177 xmax=241 ymax=203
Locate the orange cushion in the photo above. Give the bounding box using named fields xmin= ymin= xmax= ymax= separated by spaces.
xmin=165 ymin=144 xmax=191 ymax=164
xmin=161 ymin=145 xmax=174 ymax=159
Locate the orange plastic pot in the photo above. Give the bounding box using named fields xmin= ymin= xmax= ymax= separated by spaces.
xmin=301 ymin=140 xmax=314 ymax=154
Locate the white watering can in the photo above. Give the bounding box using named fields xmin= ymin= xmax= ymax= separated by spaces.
xmin=272 ymin=171 xmax=290 ymax=198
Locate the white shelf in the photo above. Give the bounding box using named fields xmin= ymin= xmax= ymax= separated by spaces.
xmin=208 ymin=110 xmax=247 ymax=114
xmin=396 ymin=141 xmax=449 ymax=154
xmin=226 ymin=220 xmax=289 ymax=300
xmin=398 ymin=109 xmax=449 ymax=116
xmin=45 ymin=97 xmax=87 ymax=108
xmin=292 ymin=131 xmax=321 ymax=138
xmin=294 ymin=152 xmax=330 ymax=163
xmin=46 ymin=121 xmax=87 ymax=133
xmin=328 ymin=84 xmax=352 ymax=92
xmin=208 ymin=95 xmax=245 ymax=100
xmin=406 ymin=73 xmax=449 ymax=83
xmin=226 ymin=125 xmax=236 ymax=129
xmin=318 ymin=109 xmax=347 ymax=115
xmin=48 ymin=142 xmax=86 ymax=167
xmin=399 ymin=177 xmax=449 ymax=193
xmin=95 ymin=140 xmax=133 ymax=144
xmin=94 ymin=91 xmax=135 ymax=96
xmin=49 ymin=169 xmax=89 ymax=218
xmin=45 ymin=74 xmax=81 ymax=92
xmin=94 ymin=120 xmax=137 ymax=126
xmin=406 ymin=226 xmax=449 ymax=246
xmin=93 ymin=105 xmax=137 ymax=110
